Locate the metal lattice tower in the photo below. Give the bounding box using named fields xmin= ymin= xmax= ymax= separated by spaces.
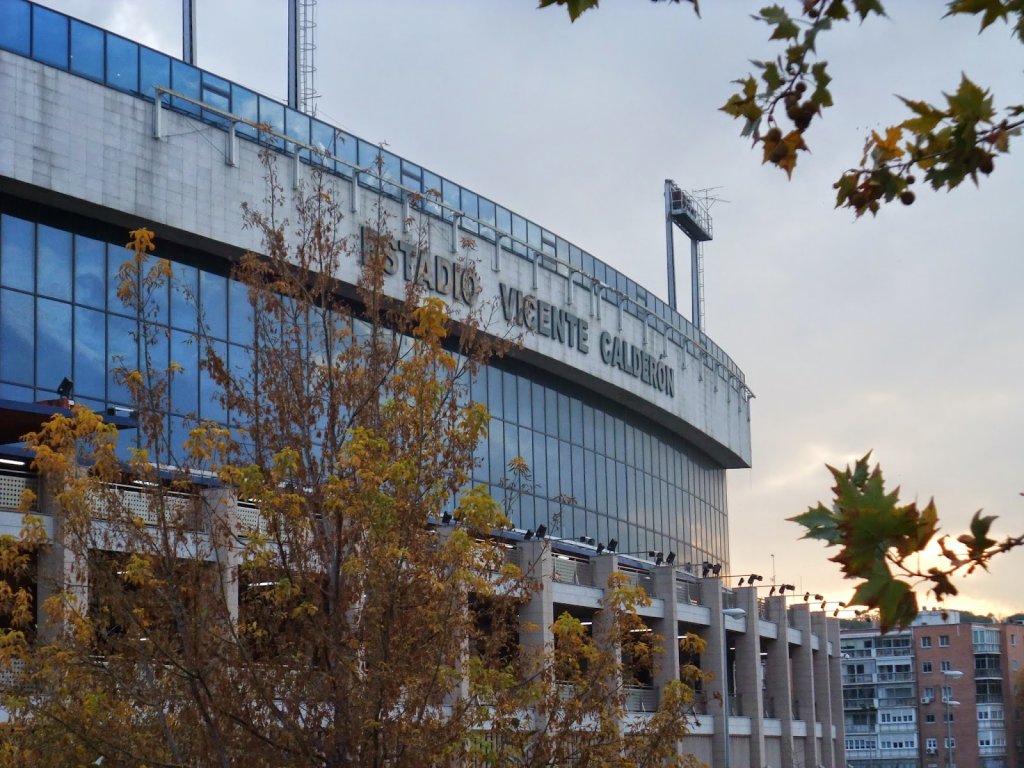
xmin=288 ymin=0 xmax=319 ymax=115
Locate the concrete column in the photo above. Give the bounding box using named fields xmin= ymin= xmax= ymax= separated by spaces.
xmin=765 ymin=595 xmax=795 ymax=768
xmin=790 ymin=603 xmax=820 ymax=768
xmin=35 ymin=473 xmax=88 ymax=644
xmin=827 ymin=617 xmax=846 ymax=768
xmin=735 ymin=586 xmax=766 ymax=767
xmin=202 ymin=486 xmax=240 ymax=623
xmin=699 ymin=577 xmax=728 ymax=768
xmin=651 ymin=565 xmax=681 ymax=700
xmin=518 ymin=540 xmax=554 ymax=665
xmin=812 ymin=611 xmax=836 ymax=768
xmin=592 ymin=553 xmax=622 ymax=728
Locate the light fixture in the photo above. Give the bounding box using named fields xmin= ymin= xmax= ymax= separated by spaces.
xmin=701 ymin=562 xmax=711 ymax=578
xmin=596 ymin=542 xmax=605 ymax=554
xmin=535 ymin=524 xmax=547 ymax=538
xmin=666 ymin=551 xmax=676 ymax=565
xmin=648 ymin=550 xmax=657 ymax=558
xmin=57 ymin=376 xmax=74 ymax=399
xmin=711 ymin=563 xmax=721 ymax=576
xmin=655 ymin=552 xmax=664 ymax=566
xmin=524 ymin=529 xmax=534 ymax=540
xmin=441 ymin=512 xmax=452 ymax=525
xmin=769 ymin=586 xmax=777 ymax=596
xmin=607 ymin=539 xmax=617 ymax=552
xmin=0 ymin=457 xmax=27 ymax=467
xmin=804 ymin=592 xmax=810 ymax=602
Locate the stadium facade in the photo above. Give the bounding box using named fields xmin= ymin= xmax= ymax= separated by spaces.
xmin=0 ymin=2 xmax=846 ymax=765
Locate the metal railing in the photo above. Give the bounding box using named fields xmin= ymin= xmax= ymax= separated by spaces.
xmin=624 ymin=686 xmax=659 ymax=713
xmin=0 ymin=469 xmax=37 ymax=511
xmin=552 ymin=555 xmax=593 ymax=587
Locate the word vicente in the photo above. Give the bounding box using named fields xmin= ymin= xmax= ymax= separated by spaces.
xmin=499 ymin=283 xmax=589 ymax=353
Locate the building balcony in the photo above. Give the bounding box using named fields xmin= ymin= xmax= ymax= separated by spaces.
xmin=973 ymin=643 xmax=1001 ymax=654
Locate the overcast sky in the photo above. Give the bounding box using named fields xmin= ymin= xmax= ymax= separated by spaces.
xmin=43 ymin=1 xmax=1024 ymax=618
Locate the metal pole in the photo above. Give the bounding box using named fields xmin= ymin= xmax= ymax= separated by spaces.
xmin=287 ymin=0 xmax=298 ymax=110
xmin=945 ymin=697 xmax=952 ymax=768
xmin=690 ymin=238 xmax=701 ymax=332
xmin=665 ymin=180 xmax=677 ymax=311
xmin=182 ymin=0 xmax=196 ymax=65
xmin=722 ymin=616 xmax=731 ymax=768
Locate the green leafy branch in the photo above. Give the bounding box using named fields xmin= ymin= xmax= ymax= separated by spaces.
xmin=789 ymin=453 xmax=1024 ymax=631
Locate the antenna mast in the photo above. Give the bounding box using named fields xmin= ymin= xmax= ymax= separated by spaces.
xmin=288 ymin=0 xmax=319 ymax=114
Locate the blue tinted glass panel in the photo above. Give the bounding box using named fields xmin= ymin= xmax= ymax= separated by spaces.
xmin=511 ymin=215 xmax=527 ymax=257
xmin=32 ymin=5 xmax=68 ymax=69
xmin=311 ymin=119 xmax=335 ymax=168
xmin=285 ymin=107 xmax=310 ymax=143
xmin=200 ymin=270 xmax=227 ymax=340
xmin=380 ymin=150 xmax=400 ymax=198
xmin=441 ymin=179 xmax=459 ymax=222
xmin=170 ymin=329 xmax=198 ymax=415
xmin=106 ymin=242 xmax=130 ymax=316
xmin=36 ymin=298 xmax=72 ymax=394
xmin=486 ymin=367 xmax=502 ymax=419
xmin=357 ymin=139 xmax=380 ymax=189
xmin=140 ymin=47 xmax=170 ymax=97
xmin=171 ymin=59 xmax=201 ymax=114
xmin=0 ymin=289 xmax=33 ymax=386
xmin=73 ymin=305 xmax=105 ymax=399
xmin=107 ymin=314 xmax=136 ymax=404
xmin=105 ymin=34 xmax=138 ymax=93
xmin=70 ymin=20 xmax=103 ymax=80
xmin=400 ymin=160 xmax=422 ymax=194
xmin=228 ymin=279 xmax=253 ymax=347
xmin=140 ymin=255 xmax=169 ymax=325
xmin=421 ymin=170 xmax=442 ymax=216
xmin=460 ymin=190 xmax=479 ymax=234
xmin=171 ymin=264 xmax=198 ymax=332
xmin=37 ymin=224 xmax=72 ymax=301
xmin=231 ymin=83 xmax=258 ymax=139
xmin=0 ymin=1 xmax=31 ymax=55
xmin=478 ymin=197 xmax=496 ymax=242
xmin=74 ymin=235 xmax=105 ymax=308
xmin=335 ymin=131 xmax=356 ymax=177
xmin=502 ymin=371 xmax=517 ymax=423
xmin=1 ymin=215 xmax=34 ymax=292
xmin=201 ymin=71 xmax=231 ymax=127
xmin=200 ymin=339 xmax=227 ymax=422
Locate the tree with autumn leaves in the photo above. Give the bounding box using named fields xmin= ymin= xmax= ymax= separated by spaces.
xmin=0 ymin=155 xmax=703 ymax=767
xmin=541 ymin=0 xmax=1024 ymax=630
xmin=543 ymin=0 xmax=1022 ymax=217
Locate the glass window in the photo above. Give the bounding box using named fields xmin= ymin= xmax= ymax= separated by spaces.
xmin=257 ymin=96 xmax=285 ymax=148
xmin=0 ymin=0 xmax=31 ymax=56
xmin=460 ymin=190 xmax=479 ymax=235
xmin=1 ymin=214 xmax=35 ymax=292
xmin=378 ymin=149 xmax=400 ymax=198
xmin=939 ymin=635 xmax=950 ymax=647
xmin=357 ymin=139 xmax=381 ymax=189
xmin=557 ymin=393 xmax=570 ymax=441
xmin=36 ymin=298 xmax=72 ymax=395
xmin=441 ymin=179 xmax=460 ymax=222
xmin=170 ymin=329 xmax=198 ymax=415
xmin=502 ymin=371 xmax=517 ymax=424
xmin=200 ymin=339 xmax=227 ymax=422
xmin=0 ymin=289 xmax=34 ymax=386
xmin=70 ymin=20 xmax=103 ymax=80
xmin=334 ymin=130 xmax=357 ymax=178
xmin=171 ymin=264 xmax=198 ymax=332
xmin=200 ymin=71 xmax=231 ymax=127
xmin=495 ymin=206 xmax=512 ymax=242
xmin=517 ymin=376 xmax=531 ymax=427
xmin=140 ymin=47 xmax=171 ymax=98
xmin=32 ymin=5 xmax=68 ymax=69
xmin=37 ymin=224 xmax=72 ymax=301
xmin=488 ymin=420 xmax=504 ymax=486
xmin=230 ymin=83 xmax=259 ymax=139
xmin=421 ymin=169 xmax=442 ymax=216
xmin=511 ymin=214 xmax=527 ymax=257
xmin=105 ymin=34 xmax=138 ymax=93
xmin=73 ymin=305 xmax=105 ymax=399
xmin=285 ymin=107 xmax=310 ymax=151
xmin=107 ymin=313 xmax=137 ymax=404
xmin=311 ymin=119 xmax=335 ymax=167
xmin=485 ymin=367 xmax=502 ymax=419
xmin=228 ymin=279 xmax=253 ymax=347
xmin=478 ymin=197 xmax=496 ymax=242
xmin=200 ymin=270 xmax=227 ymax=340
xmin=531 ymin=430 xmax=546 ymax=495
xmin=531 ymin=381 xmax=545 ymax=432
xmin=74 ymin=235 xmax=105 ymax=309
xmin=171 ymin=60 xmax=201 ymax=116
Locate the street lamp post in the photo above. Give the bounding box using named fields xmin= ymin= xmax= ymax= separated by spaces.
xmin=721 ymin=607 xmax=746 ymax=768
xmin=942 ymin=670 xmax=963 ymax=768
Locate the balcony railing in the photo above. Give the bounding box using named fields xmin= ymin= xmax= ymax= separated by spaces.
xmin=675 ymin=577 xmax=700 ymax=606
xmin=552 ymin=556 xmax=593 ymax=587
xmin=973 ymin=643 xmax=1001 ymax=654
xmin=976 ymin=693 xmax=1004 ymax=704
xmin=620 ymin=569 xmax=656 ymax=598
xmin=624 ymin=686 xmax=659 ymax=713
xmin=0 ymin=469 xmax=37 ymax=511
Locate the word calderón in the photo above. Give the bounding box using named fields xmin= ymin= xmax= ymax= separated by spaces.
xmin=599 ymin=332 xmax=675 ymax=397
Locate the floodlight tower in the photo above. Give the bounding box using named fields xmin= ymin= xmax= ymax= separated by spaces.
xmin=182 ymin=0 xmax=197 ymax=65
xmin=664 ymin=180 xmax=713 ymax=331
xmin=288 ymin=0 xmax=320 ymax=114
